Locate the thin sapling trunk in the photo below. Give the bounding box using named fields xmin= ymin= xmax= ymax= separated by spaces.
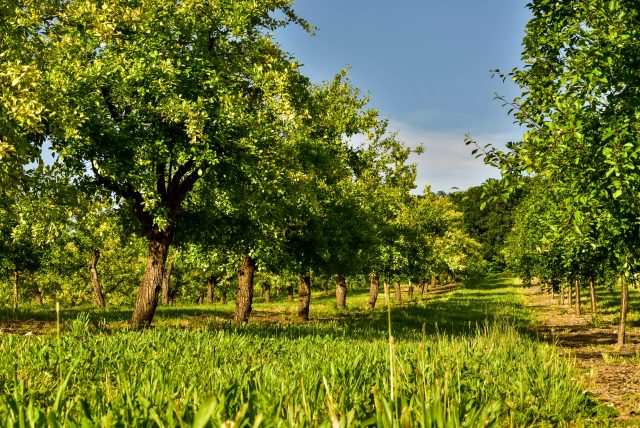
xmin=90 ymin=249 xmax=106 ymax=308
xmin=336 ymin=272 xmax=346 ymax=309
xmin=617 ymin=275 xmax=629 ymax=348
xmin=368 ymin=274 xmax=379 ymax=309
xmin=589 ymin=277 xmax=597 ymax=316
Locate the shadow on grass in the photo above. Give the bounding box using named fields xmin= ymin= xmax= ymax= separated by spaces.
xmin=0 ymin=278 xmax=533 ymax=341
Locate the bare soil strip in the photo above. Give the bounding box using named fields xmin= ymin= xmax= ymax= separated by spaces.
xmin=524 ymin=288 xmax=640 ymax=421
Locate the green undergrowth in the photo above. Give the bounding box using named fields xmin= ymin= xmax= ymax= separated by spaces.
xmin=0 ymin=278 xmax=612 ymax=426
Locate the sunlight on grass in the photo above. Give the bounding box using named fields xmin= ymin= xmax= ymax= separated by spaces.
xmin=0 ymin=278 xmax=613 ymax=426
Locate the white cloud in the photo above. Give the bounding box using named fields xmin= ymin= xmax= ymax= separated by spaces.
xmin=389 ymin=120 xmax=521 ymax=194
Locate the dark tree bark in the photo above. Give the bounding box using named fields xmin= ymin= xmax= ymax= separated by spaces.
xmin=287 ymin=285 xmax=294 ymax=302
xmin=384 ymin=277 xmax=391 ymax=305
xmin=207 ymin=275 xmax=217 ymax=305
xmin=234 ymin=254 xmax=256 ymax=324
xmin=589 ymin=277 xmax=597 ymax=315
xmin=262 ymin=282 xmax=271 ymax=302
xmin=90 ymin=249 xmax=106 ymax=308
xmin=12 ymin=269 xmax=18 ymax=314
xmin=323 ymin=274 xmax=329 ymax=296
xmin=618 ymin=275 xmax=629 ymax=347
xmin=420 ymin=280 xmax=426 ymax=294
xmin=131 ymin=233 xmax=171 ymax=328
xmin=394 ymin=281 xmax=401 ymax=301
xmin=368 ymin=274 xmax=379 ymax=309
xmin=336 ymin=272 xmax=346 ymax=309
xmin=298 ymin=272 xmax=311 ymax=321
xmin=575 ymin=278 xmax=581 ymax=316
xmin=161 ymin=259 xmax=174 ymax=305
xmin=196 ymin=290 xmax=204 ymax=304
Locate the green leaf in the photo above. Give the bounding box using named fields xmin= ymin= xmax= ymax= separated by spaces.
xmin=192 ymin=395 xmax=217 ymax=428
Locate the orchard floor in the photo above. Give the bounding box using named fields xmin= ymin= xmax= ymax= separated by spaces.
xmin=524 ymin=286 xmax=640 ymax=423
xmin=0 ymin=278 xmax=632 ymax=426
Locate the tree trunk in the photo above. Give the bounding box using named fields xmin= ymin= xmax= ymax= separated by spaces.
xmin=131 ymin=235 xmax=171 ymax=328
xmin=617 ymin=275 xmax=629 ymax=348
xmin=444 ymin=272 xmax=450 ymax=284
xmin=196 ymin=290 xmax=204 ymax=304
xmin=207 ymin=275 xmax=217 ymax=305
xmin=323 ymin=275 xmax=329 ymax=296
xmin=431 ymin=274 xmax=436 ymax=288
xmin=368 ymin=274 xmax=379 ymax=309
xmin=394 ymin=281 xmax=401 ymax=301
xmin=287 ymin=285 xmax=294 ymax=302
xmin=298 ymin=272 xmax=311 ymax=321
xmin=589 ymin=277 xmax=597 ymax=316
xmin=262 ymin=282 xmax=271 ymax=303
xmin=420 ymin=280 xmax=426 ymax=294
xmin=12 ymin=269 xmax=18 ymax=313
xmin=575 ymin=278 xmax=581 ymax=316
xmin=34 ymin=289 xmax=42 ymax=305
xmin=234 ymin=254 xmax=256 ymax=324
xmin=336 ymin=272 xmax=346 ymax=309
xmin=408 ymin=282 xmax=414 ymax=300
xmin=384 ymin=277 xmax=391 ymax=305
xmin=161 ymin=259 xmax=174 ymax=305
xmin=90 ymin=249 xmax=106 ymax=309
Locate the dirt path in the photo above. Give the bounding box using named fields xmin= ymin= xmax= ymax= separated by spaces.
xmin=524 ymin=288 xmax=640 ymax=421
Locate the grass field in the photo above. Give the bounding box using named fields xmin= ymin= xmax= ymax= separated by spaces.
xmin=0 ymin=278 xmax=615 ymax=426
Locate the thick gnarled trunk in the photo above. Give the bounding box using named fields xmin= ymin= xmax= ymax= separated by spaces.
xmin=90 ymin=249 xmax=106 ymax=308
xmin=131 ymin=234 xmax=171 ymax=328
xmin=234 ymin=254 xmax=256 ymax=324
xmin=336 ymin=272 xmax=346 ymax=309
xmin=368 ymin=274 xmax=379 ymax=309
xmin=298 ymin=272 xmax=311 ymax=321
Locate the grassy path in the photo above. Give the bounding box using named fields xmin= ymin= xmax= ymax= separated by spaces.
xmin=524 ymin=286 xmax=640 ymax=423
xmin=0 ymin=278 xmax=615 ymax=426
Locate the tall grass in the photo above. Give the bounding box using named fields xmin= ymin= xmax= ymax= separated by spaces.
xmin=0 ymin=279 xmax=608 ymax=426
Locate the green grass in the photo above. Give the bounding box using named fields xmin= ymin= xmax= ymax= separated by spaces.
xmin=0 ymin=279 xmax=612 ymax=426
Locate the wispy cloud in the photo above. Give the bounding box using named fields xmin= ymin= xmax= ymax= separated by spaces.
xmin=389 ymin=120 xmax=521 ymax=193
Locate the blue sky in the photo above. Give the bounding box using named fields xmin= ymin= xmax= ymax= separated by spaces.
xmin=276 ymin=0 xmax=531 ymax=192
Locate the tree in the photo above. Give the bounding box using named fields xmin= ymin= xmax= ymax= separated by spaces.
xmin=473 ymin=0 xmax=640 ymax=346
xmin=450 ymin=180 xmax=522 ymax=273
xmin=30 ymin=0 xmax=315 ymax=327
